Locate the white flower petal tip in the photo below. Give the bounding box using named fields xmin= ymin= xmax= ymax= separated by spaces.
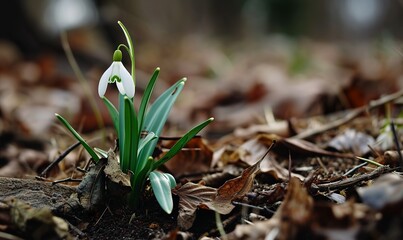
xmin=119 ymin=63 xmax=135 ymax=98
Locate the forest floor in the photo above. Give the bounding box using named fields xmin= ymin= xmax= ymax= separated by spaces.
xmin=1 ymin=37 xmax=403 ymax=239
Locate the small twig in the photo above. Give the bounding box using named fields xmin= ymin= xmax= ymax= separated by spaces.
xmin=316 ymin=157 xmax=329 ymax=174
xmin=288 ymin=151 xmax=292 ymax=181
xmin=293 ymin=89 xmax=403 ymax=140
xmin=233 ymin=201 xmax=264 ymax=211
xmin=66 ymin=219 xmax=86 ymax=237
xmin=232 ymin=201 xmax=276 ymax=215
xmin=38 ymin=141 xmax=81 ymax=178
xmin=52 ymin=177 xmax=82 ymax=185
xmin=60 ymin=31 xmax=105 ymax=139
xmin=343 ymin=162 xmax=367 ymax=176
xmin=355 ymin=156 xmax=384 ymax=167
xmin=95 ymin=206 xmax=110 ymax=226
xmin=390 ymin=120 xmax=403 ymax=168
xmin=215 ymin=211 xmax=228 ymax=240
xmin=316 ymin=166 xmax=394 ymax=191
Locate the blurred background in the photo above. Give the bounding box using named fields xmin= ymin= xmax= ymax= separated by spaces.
xmin=0 ymin=0 xmax=403 ymax=140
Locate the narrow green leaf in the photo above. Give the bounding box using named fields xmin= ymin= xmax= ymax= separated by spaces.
xmin=138 ymin=79 xmax=186 ymax=171
xmin=102 ymin=96 xmax=119 ymax=132
xmin=122 ymin=97 xmax=139 ymax=174
xmin=153 ymin=118 xmax=214 ymax=170
xmin=138 ymin=132 xmax=157 ymax=154
xmin=55 ymin=113 xmax=100 ymax=162
xmin=130 ymin=156 xmax=154 ymax=207
xmin=149 ymin=171 xmax=175 ymax=214
xmin=138 ymin=68 xmax=160 ymax=132
xmin=143 ymin=79 xmax=186 ymax=136
xmin=118 ymin=94 xmax=126 ymax=170
xmin=165 ymin=173 xmax=176 ymax=189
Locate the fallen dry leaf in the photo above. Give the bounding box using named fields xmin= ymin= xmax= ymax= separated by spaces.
xmin=104 ymin=150 xmax=131 ymax=187
xmin=205 ymin=148 xmax=273 ymax=215
xmin=326 ymin=129 xmax=375 ymax=156
xmin=174 ymin=147 xmax=272 ymax=229
xmin=172 ymin=182 xmax=217 ymax=230
xmin=234 ymin=135 xmax=304 ymax=181
xmin=279 ymin=137 xmax=354 ymax=158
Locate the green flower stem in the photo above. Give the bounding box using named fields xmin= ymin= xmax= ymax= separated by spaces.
xmin=118 ymin=21 xmax=135 ymax=85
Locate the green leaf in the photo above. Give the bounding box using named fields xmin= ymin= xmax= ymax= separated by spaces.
xmin=102 ymin=96 xmax=119 ymax=132
xmin=121 ymin=97 xmax=139 ymax=173
xmin=138 ymin=132 xmax=157 ymax=154
xmin=138 ymin=79 xmax=186 ymax=171
xmin=144 ymin=79 xmax=186 ymax=135
xmin=153 ymin=118 xmax=213 ymax=170
xmin=118 ymin=94 xmax=126 ymax=169
xmin=149 ymin=171 xmax=176 ymax=214
xmin=55 ymin=113 xmax=100 ymax=162
xmin=138 ymin=68 xmax=160 ymax=132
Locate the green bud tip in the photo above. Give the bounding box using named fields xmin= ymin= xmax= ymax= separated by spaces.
xmin=113 ymin=49 xmax=122 ymax=62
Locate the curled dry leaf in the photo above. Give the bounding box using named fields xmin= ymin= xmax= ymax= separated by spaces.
xmin=234 ymin=135 xmax=304 ymax=181
xmin=174 ymin=149 xmax=271 ymax=229
xmin=172 ymin=182 xmax=217 ymax=230
xmin=104 ymin=150 xmax=131 ymax=188
xmin=205 ymin=148 xmax=273 ymax=215
xmin=104 ymin=150 xmax=132 ymax=196
xmin=280 ymin=137 xmax=354 ymax=159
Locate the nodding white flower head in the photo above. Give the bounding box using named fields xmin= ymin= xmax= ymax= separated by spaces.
xmin=98 ymin=50 xmax=135 ymax=98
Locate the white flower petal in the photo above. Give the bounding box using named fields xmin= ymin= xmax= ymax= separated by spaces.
xmin=110 ymin=62 xmax=120 ymax=81
xmin=116 ymin=80 xmax=126 ymax=95
xmin=118 ymin=62 xmax=135 ymax=98
xmin=98 ymin=64 xmax=112 ymax=97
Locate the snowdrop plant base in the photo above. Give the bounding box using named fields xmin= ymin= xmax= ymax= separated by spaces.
xmin=55 ymin=21 xmax=213 ymax=214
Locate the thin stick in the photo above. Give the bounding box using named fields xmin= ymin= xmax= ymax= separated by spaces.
xmin=293 ymin=90 xmax=403 ymax=140
xmin=390 ymin=120 xmax=403 ymax=168
xmin=316 ymin=166 xmax=393 ymax=191
xmin=38 ymin=141 xmax=81 ymax=178
xmin=343 ymin=162 xmax=367 ymax=176
xmin=288 ymin=151 xmax=292 ymax=181
xmin=52 ymin=177 xmax=82 ymax=185
xmin=60 ymin=31 xmax=105 ymax=140
xmin=215 ymin=211 xmax=228 ymax=240
xmin=66 ymin=219 xmax=86 ymax=237
xmin=95 ymin=206 xmax=110 ymax=226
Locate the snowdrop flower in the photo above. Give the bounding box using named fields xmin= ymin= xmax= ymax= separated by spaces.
xmin=98 ymin=50 xmax=135 ymax=98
